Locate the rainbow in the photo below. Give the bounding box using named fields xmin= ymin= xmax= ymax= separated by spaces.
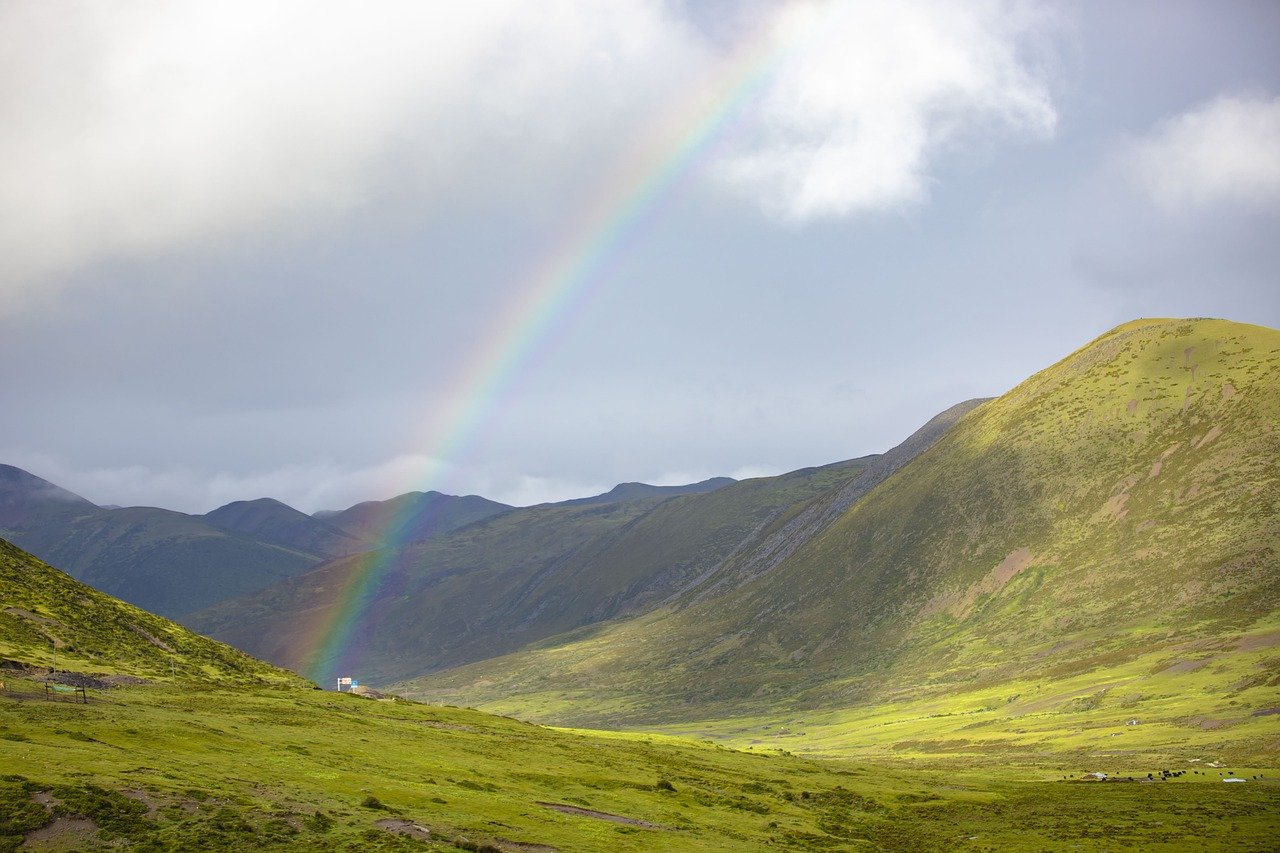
xmin=303 ymin=9 xmax=807 ymax=687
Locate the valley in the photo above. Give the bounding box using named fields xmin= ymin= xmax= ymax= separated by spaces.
xmin=2 ymin=317 xmax=1278 ymax=850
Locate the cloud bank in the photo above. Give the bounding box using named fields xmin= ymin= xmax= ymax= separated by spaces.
xmin=0 ymin=0 xmax=1060 ymax=311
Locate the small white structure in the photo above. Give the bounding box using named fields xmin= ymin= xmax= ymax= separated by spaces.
xmin=1223 ymin=778 xmax=1246 ymax=783
xmin=337 ymin=676 xmax=356 ymax=693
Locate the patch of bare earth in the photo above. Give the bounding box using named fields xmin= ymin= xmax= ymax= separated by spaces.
xmin=1161 ymin=659 xmax=1211 ymax=675
xmin=536 ymin=802 xmax=667 ymax=830
xmin=122 ymin=790 xmax=158 ymax=818
xmin=1236 ymin=629 xmax=1280 ymax=652
xmin=22 ymin=816 xmax=99 ymax=850
xmin=375 ymin=818 xmax=431 ymax=841
xmin=1182 ymin=716 xmax=1242 ymax=730
xmin=127 ymin=624 xmax=174 ymax=653
xmin=4 ymin=608 xmax=60 ymax=626
xmin=1193 ymin=425 xmax=1223 ymax=449
xmin=497 ymin=840 xmax=559 ymax=852
xmin=922 ymin=548 xmax=1035 ymax=620
xmin=31 ymin=791 xmax=58 ymax=811
xmin=418 ymin=721 xmax=479 ymax=732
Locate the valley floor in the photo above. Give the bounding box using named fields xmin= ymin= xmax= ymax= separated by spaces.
xmin=1 ymin=678 xmax=1278 ymax=851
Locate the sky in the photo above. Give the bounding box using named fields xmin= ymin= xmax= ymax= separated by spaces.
xmin=1 ymin=0 xmax=1278 ymax=514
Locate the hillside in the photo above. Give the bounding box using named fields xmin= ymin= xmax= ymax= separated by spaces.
xmin=0 ymin=538 xmax=302 ymax=685
xmin=398 ymin=318 xmax=1280 ymax=765
xmin=8 ymin=674 xmax=1278 ymax=851
xmin=187 ymin=451 xmax=938 ymax=686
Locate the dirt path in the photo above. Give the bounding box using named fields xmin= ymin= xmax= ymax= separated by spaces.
xmin=374 ymin=818 xmax=431 ymax=841
xmin=536 ymin=802 xmax=667 ymax=830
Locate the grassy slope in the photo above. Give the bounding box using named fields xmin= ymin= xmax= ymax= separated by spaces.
xmin=398 ymin=319 xmax=1280 ymax=766
xmin=0 ymin=539 xmax=303 ymax=686
xmin=190 ymin=461 xmax=873 ymax=686
xmin=5 ymin=537 xmax=1271 ymax=851
xmin=2 ymin=680 xmax=1278 ymax=851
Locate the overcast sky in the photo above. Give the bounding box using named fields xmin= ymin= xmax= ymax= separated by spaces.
xmin=2 ymin=0 xmax=1278 ymax=513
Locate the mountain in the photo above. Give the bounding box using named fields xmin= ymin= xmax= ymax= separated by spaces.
xmin=187 ymin=496 xmax=676 ymax=684
xmin=321 ymin=489 xmax=512 ymax=543
xmin=0 ymin=464 xmax=97 ymax=532
xmin=397 ymin=318 xmax=1280 ymax=765
xmin=558 ymin=477 xmax=736 ymax=506
xmin=8 ymin=504 xmax=323 ymax=619
xmin=203 ymin=497 xmax=370 ymax=560
xmin=0 ymin=538 xmax=301 ymax=685
xmin=187 ymin=403 xmax=981 ymax=687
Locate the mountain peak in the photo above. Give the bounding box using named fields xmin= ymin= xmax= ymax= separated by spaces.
xmin=0 ymin=464 xmax=98 ymax=529
xmin=558 ymin=477 xmax=736 ymax=507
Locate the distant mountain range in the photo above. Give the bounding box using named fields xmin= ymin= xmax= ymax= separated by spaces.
xmin=0 ymin=462 xmax=737 ymax=623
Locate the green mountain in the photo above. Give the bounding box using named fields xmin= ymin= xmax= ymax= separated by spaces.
xmin=0 ymin=538 xmax=301 ymax=685
xmin=185 ymin=462 xmax=859 ymax=685
xmin=4 ymin=539 xmax=1275 ymax=851
xmin=397 ymin=318 xmax=1280 ymax=767
xmin=203 ymin=497 xmax=372 ymax=560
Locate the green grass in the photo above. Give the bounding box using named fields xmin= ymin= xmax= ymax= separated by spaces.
xmin=0 ymin=539 xmax=303 ymax=686
xmin=1 ymin=679 xmax=1277 ymax=851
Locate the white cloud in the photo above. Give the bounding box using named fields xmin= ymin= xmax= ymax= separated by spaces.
xmin=1127 ymin=92 xmax=1280 ymax=213
xmin=0 ymin=1 xmax=1060 ymax=310
xmin=0 ymin=1 xmax=705 ymax=310
xmin=714 ymin=0 xmax=1059 ymax=221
